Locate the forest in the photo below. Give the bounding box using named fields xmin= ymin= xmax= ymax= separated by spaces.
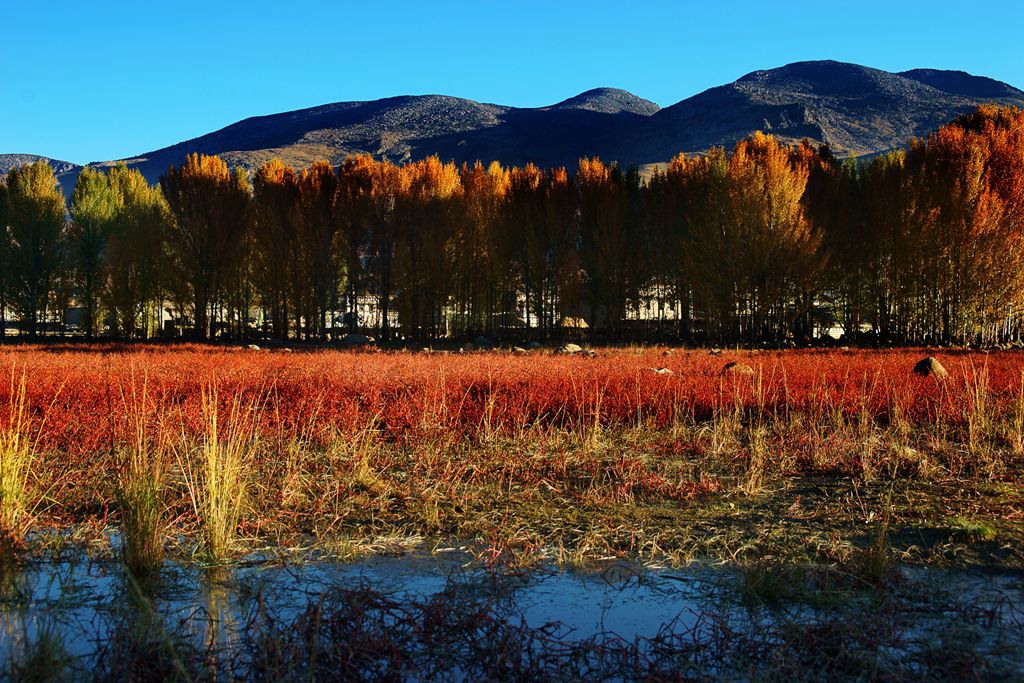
xmin=1 ymin=105 xmax=1022 ymax=345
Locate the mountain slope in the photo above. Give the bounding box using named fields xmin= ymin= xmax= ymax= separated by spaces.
xmin=6 ymin=60 xmax=1023 ymax=191
xmin=103 ymin=89 xmax=663 ymax=181
xmin=622 ymin=61 xmax=1024 ymax=162
xmin=899 ymin=68 xmax=1024 ymax=99
xmin=0 ymin=154 xmax=82 ymax=191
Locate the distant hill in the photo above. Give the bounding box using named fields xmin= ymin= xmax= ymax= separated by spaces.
xmin=5 ymin=61 xmax=1023 ymax=194
xmin=95 ymin=87 xmax=664 ymax=183
xmin=0 ymin=153 xmax=82 ymax=192
xmin=618 ymin=61 xmax=1024 ymax=162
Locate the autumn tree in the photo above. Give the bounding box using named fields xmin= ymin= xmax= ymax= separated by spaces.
xmin=910 ymin=106 xmax=1024 ymax=342
xmin=105 ymin=166 xmax=169 ymax=336
xmin=456 ymin=161 xmax=510 ymax=337
xmin=366 ymin=160 xmax=407 ymax=340
xmin=160 ymin=153 xmax=252 ymax=339
xmin=335 ymin=155 xmax=375 ymax=332
xmin=295 ymin=161 xmax=340 ymax=338
xmin=505 ymin=164 xmax=546 ymax=337
xmin=2 ymin=161 xmax=67 ymax=337
xmin=647 ymin=154 xmax=707 ymax=338
xmin=394 ymin=156 xmax=461 ymax=339
xmin=726 ymin=132 xmax=822 ymax=339
xmin=575 ymin=158 xmax=624 ymax=333
xmin=547 ymin=168 xmax=582 ymax=333
xmin=69 ymin=167 xmax=116 ymax=337
xmin=252 ymin=159 xmax=300 ymax=339
xmin=0 ymin=175 xmax=9 ymax=335
xmin=668 ymin=148 xmax=734 ymax=339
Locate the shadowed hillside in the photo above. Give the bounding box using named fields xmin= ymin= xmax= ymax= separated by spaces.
xmin=6 ymin=61 xmax=1023 ymax=191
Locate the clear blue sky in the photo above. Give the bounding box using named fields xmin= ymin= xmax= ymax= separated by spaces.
xmin=3 ymin=0 xmax=1022 ymax=165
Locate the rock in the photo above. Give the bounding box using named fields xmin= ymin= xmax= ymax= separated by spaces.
xmin=912 ymin=356 xmax=948 ymax=379
xmin=583 ymin=349 xmax=597 ymax=358
xmin=662 ymin=350 xmax=673 ymax=357
xmin=247 ymin=344 xmax=261 ymax=351
xmin=559 ymin=316 xmax=589 ymax=330
xmin=280 ymin=347 xmax=293 ymax=353
xmin=721 ymin=361 xmax=755 ymax=376
xmin=512 ymin=346 xmax=527 ymax=353
xmin=709 ymin=348 xmax=724 ymax=356
xmin=559 ymin=343 xmax=583 ymax=354
xmin=462 ymin=342 xmax=476 ymax=352
xmin=528 ymin=341 xmax=543 ymax=350
xmin=651 ymin=367 xmax=674 ymax=375
xmin=343 ymin=333 xmax=373 ymax=346
xmin=474 ymin=335 xmax=494 ymax=349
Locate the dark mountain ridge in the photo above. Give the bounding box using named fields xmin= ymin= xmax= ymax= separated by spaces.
xmin=7 ymin=61 xmax=1022 ymax=194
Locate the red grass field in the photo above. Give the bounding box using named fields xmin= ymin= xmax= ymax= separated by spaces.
xmin=2 ymin=344 xmax=1022 ymax=458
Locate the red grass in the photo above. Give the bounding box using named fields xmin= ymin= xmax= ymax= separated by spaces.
xmin=0 ymin=345 xmax=1022 ymax=460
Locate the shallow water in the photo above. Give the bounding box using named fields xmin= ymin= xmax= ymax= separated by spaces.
xmin=1 ymin=545 xmax=1023 ymax=678
xmin=0 ymin=550 xmax=716 ymax=660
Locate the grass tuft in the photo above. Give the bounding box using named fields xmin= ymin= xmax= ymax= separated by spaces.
xmin=178 ymin=384 xmax=259 ymax=560
xmin=947 ymin=516 xmax=998 ymax=542
xmin=0 ymin=371 xmax=34 ymax=544
xmin=115 ymin=369 xmax=167 ymax=577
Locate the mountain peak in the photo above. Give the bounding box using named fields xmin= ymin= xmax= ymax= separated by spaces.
xmin=549 ymin=88 xmax=660 ymax=115
xmin=734 ymin=60 xmax=914 ymax=98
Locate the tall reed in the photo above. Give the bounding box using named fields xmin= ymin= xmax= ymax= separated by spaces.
xmin=114 ymin=370 xmax=167 ymax=577
xmin=964 ymin=362 xmax=991 ymax=453
xmin=0 ymin=371 xmax=33 ymax=541
xmin=178 ymin=384 xmax=259 ymax=560
xmin=1010 ymin=370 xmax=1024 ymax=454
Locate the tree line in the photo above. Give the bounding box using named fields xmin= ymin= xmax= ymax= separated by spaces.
xmin=1 ymin=105 xmax=1022 ymax=345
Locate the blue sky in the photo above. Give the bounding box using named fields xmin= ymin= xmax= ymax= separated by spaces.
xmin=3 ymin=0 xmax=1022 ymax=164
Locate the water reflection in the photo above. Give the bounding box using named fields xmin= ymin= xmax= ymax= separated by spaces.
xmin=0 ymin=547 xmax=1021 ymax=679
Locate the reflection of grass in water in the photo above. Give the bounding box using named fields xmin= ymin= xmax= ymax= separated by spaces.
xmin=199 ymin=566 xmax=243 ymax=657
xmin=3 ymin=554 xmax=1024 ymax=680
xmin=95 ymin=572 xmax=197 ymax=681
xmin=4 ymin=620 xmax=68 ymax=682
xmin=0 ymin=557 xmax=30 ymax=659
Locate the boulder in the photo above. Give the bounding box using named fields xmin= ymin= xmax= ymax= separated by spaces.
xmin=246 ymin=344 xmax=261 ymax=351
xmin=721 ymin=361 xmax=755 ymax=377
xmin=583 ymin=349 xmax=597 ymax=358
xmin=528 ymin=341 xmax=543 ymax=350
xmin=512 ymin=346 xmax=527 ymax=353
xmin=912 ymin=356 xmax=948 ymax=379
xmin=462 ymin=342 xmax=476 ymax=352
xmin=559 ymin=316 xmax=589 ymax=330
xmin=559 ymin=343 xmax=583 ymax=354
xmin=343 ymin=333 xmax=373 ymax=346
xmin=474 ymin=336 xmax=495 ymax=349
xmin=651 ymin=367 xmax=674 ymax=375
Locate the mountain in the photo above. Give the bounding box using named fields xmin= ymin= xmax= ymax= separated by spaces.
xmin=898 ymin=68 xmax=1024 ymax=99
xmin=618 ymin=61 xmax=1024 ymax=162
xmin=0 ymin=153 xmax=83 ymax=192
xmin=97 ymin=88 xmax=663 ymax=182
xmin=6 ymin=61 xmax=1023 ymax=192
